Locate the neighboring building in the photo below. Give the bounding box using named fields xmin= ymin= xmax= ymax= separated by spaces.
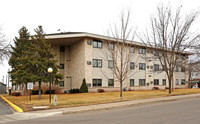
xmin=12 ymin=32 xmax=189 ymax=93
xmin=0 ymin=82 xmax=6 ymax=94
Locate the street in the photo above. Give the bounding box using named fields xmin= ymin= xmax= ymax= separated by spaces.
xmin=0 ymin=97 xmax=13 ymax=115
xmin=2 ymin=97 xmax=200 ymax=124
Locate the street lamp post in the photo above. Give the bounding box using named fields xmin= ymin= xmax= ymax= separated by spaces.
xmin=48 ymin=68 xmax=53 ymax=103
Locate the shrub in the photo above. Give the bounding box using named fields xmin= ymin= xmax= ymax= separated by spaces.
xmin=97 ymin=89 xmax=104 ymax=93
xmin=165 ymin=87 xmax=169 ymax=89
xmin=153 ymin=87 xmax=159 ymax=90
xmin=32 ymin=90 xmax=43 ymax=95
xmin=45 ymin=90 xmax=55 ymax=94
xmin=69 ymin=89 xmax=80 ymax=93
xmin=11 ymin=92 xmax=21 ymax=96
xmin=80 ymin=78 xmax=88 ymax=93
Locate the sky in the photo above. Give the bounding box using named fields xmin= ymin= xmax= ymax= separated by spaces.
xmin=0 ymin=0 xmax=200 ymax=85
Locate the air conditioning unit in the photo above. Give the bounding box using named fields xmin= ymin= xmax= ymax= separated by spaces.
xmin=87 ymin=41 xmax=92 ymax=45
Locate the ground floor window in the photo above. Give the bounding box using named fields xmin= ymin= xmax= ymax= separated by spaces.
xmin=162 ymin=79 xmax=166 ymax=85
xmin=130 ymin=79 xmax=134 ymax=86
xmin=59 ymin=81 xmax=64 ymax=87
xmin=108 ymin=79 xmax=114 ymax=86
xmin=176 ymin=79 xmax=179 ymax=85
xmin=154 ymin=79 xmax=159 ymax=85
xmin=139 ymin=79 xmax=145 ymax=86
xmin=93 ymin=79 xmax=102 ymax=87
xmin=181 ymin=79 xmax=185 ymax=85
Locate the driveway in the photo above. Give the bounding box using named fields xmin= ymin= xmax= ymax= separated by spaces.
xmin=0 ymin=97 xmax=13 ymax=115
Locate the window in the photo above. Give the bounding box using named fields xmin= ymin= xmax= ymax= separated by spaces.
xmin=139 ymin=79 xmax=145 ymax=86
xmin=162 ymin=79 xmax=166 ymax=85
xmin=87 ymin=83 xmax=91 ymax=87
xmin=108 ymin=60 xmax=114 ymax=68
xmin=181 ymin=79 xmax=185 ymax=85
xmin=93 ymin=59 xmax=102 ymax=68
xmin=130 ymin=79 xmax=134 ymax=86
xmin=59 ymin=81 xmax=64 ymax=87
xmin=60 ymin=46 xmax=65 ymax=52
xmin=154 ymin=64 xmax=159 ymax=71
xmin=139 ymin=63 xmax=146 ymax=70
xmin=93 ymin=40 xmax=102 ymax=48
xmin=130 ymin=62 xmax=135 ymax=69
xmin=108 ymin=79 xmax=114 ymax=86
xmin=139 ymin=47 xmax=146 ymax=54
xmin=181 ymin=67 xmax=185 ymax=72
xmin=176 ymin=79 xmax=179 ymax=85
xmin=108 ymin=42 xmax=114 ymax=50
xmin=176 ymin=66 xmax=179 ymax=72
xmin=154 ymin=79 xmax=159 ymax=85
xmin=93 ymin=79 xmax=102 ymax=87
xmin=153 ymin=51 xmax=159 ymax=56
xmin=60 ymin=64 xmax=64 ymax=69
xmin=130 ymin=46 xmax=135 ymax=53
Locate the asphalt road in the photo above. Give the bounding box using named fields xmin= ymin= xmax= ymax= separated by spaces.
xmin=3 ymin=97 xmax=200 ymax=124
xmin=0 ymin=97 xmax=13 ymax=115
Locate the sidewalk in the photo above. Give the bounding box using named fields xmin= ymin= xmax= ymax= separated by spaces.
xmin=1 ymin=93 xmax=200 ymax=123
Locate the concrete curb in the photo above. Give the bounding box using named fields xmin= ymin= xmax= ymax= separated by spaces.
xmin=0 ymin=95 xmax=23 ymax=113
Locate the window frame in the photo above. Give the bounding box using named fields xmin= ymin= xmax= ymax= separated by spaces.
xmin=108 ymin=42 xmax=114 ymax=50
xmin=108 ymin=79 xmax=114 ymax=86
xmin=139 ymin=63 xmax=146 ymax=70
xmin=154 ymin=79 xmax=159 ymax=85
xmin=93 ymin=79 xmax=102 ymax=87
xmin=93 ymin=40 xmax=102 ymax=48
xmin=59 ymin=81 xmax=64 ymax=87
xmin=181 ymin=67 xmax=185 ymax=72
xmin=154 ymin=64 xmax=159 ymax=71
xmin=130 ymin=79 xmax=135 ymax=86
xmin=130 ymin=46 xmax=135 ymax=53
xmin=181 ymin=79 xmax=185 ymax=85
xmin=60 ymin=64 xmax=64 ymax=69
xmin=108 ymin=60 xmax=114 ymax=68
xmin=130 ymin=62 xmax=135 ymax=69
xmin=139 ymin=79 xmax=145 ymax=86
xmin=60 ymin=46 xmax=65 ymax=52
xmin=139 ymin=47 xmax=146 ymax=54
xmin=162 ymin=79 xmax=166 ymax=85
xmin=93 ymin=59 xmax=102 ymax=68
xmin=176 ymin=79 xmax=179 ymax=85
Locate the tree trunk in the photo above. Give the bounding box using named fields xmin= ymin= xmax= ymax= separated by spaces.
xmin=25 ymin=83 xmax=28 ymax=96
xmin=120 ymin=81 xmax=122 ymax=101
xmin=38 ymin=81 xmax=41 ymax=99
xmin=168 ymin=78 xmax=172 ymax=94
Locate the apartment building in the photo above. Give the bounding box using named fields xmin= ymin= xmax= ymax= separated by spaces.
xmin=41 ymin=32 xmax=188 ymax=92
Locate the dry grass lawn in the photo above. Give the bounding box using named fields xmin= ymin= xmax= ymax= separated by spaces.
xmin=3 ymin=89 xmax=200 ymax=112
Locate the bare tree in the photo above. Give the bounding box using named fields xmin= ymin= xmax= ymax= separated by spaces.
xmin=104 ymin=9 xmax=136 ymax=100
xmin=138 ymin=4 xmax=199 ymax=94
xmin=0 ymin=28 xmax=10 ymax=63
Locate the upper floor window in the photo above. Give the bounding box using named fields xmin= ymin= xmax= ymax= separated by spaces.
xmin=139 ymin=79 xmax=145 ymax=86
xmin=130 ymin=62 xmax=135 ymax=69
xmin=130 ymin=46 xmax=135 ymax=53
xmin=93 ymin=40 xmax=102 ymax=48
xmin=154 ymin=64 xmax=159 ymax=71
xmin=181 ymin=67 xmax=185 ymax=72
xmin=93 ymin=79 xmax=102 ymax=87
xmin=154 ymin=79 xmax=159 ymax=85
xmin=108 ymin=60 xmax=114 ymax=68
xmin=139 ymin=63 xmax=146 ymax=70
xmin=139 ymin=47 xmax=146 ymax=54
xmin=93 ymin=59 xmax=102 ymax=68
xmin=108 ymin=79 xmax=114 ymax=86
xmin=60 ymin=46 xmax=65 ymax=52
xmin=162 ymin=79 xmax=166 ymax=85
xmin=176 ymin=66 xmax=179 ymax=72
xmin=108 ymin=42 xmax=114 ymax=50
xmin=130 ymin=79 xmax=135 ymax=86
xmin=153 ymin=51 xmax=159 ymax=56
